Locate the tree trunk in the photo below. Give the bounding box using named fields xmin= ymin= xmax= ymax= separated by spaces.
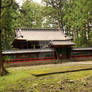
xmin=73 ymin=30 xmax=76 ymax=41
xmin=0 ymin=0 xmax=8 ymax=76
xmin=0 ymin=30 xmax=8 ymax=76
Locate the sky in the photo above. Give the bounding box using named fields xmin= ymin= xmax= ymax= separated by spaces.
xmin=16 ymin=0 xmax=42 ymax=6
xmin=33 ymin=0 xmax=42 ymax=3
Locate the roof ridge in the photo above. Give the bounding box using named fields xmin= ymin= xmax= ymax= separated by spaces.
xmin=15 ymin=28 xmax=59 ymax=31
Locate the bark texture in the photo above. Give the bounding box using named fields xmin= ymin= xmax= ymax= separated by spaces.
xmin=0 ymin=0 xmax=8 ymax=76
xmin=0 ymin=30 xmax=8 ymax=76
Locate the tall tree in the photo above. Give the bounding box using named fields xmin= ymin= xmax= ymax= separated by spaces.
xmin=2 ymin=1 xmax=18 ymax=50
xmin=42 ymin=0 xmax=67 ymax=30
xmin=0 ymin=0 xmax=18 ymax=76
xmin=16 ymin=0 xmax=43 ymax=28
xmin=42 ymin=0 xmax=92 ymax=47
xmin=63 ymin=0 xmax=92 ymax=47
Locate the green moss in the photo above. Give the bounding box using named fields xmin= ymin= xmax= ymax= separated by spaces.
xmin=31 ymin=64 xmax=92 ymax=75
xmin=64 ymin=70 xmax=92 ymax=80
xmin=0 ymin=64 xmax=92 ymax=92
xmin=0 ymin=69 xmax=33 ymax=90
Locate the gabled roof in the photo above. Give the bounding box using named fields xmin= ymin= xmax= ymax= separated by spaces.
xmin=15 ymin=28 xmax=71 ymax=41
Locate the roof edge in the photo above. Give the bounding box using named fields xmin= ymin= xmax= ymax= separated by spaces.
xmin=15 ymin=28 xmax=59 ymax=31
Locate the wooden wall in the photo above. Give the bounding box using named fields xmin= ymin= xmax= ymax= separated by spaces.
xmin=71 ymin=50 xmax=92 ymax=60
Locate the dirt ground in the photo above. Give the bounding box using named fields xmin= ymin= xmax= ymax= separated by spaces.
xmin=8 ymin=60 xmax=92 ymax=69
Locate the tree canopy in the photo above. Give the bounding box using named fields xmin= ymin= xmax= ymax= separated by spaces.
xmin=1 ymin=0 xmax=92 ymax=50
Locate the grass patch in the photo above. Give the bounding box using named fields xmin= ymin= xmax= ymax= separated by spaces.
xmin=31 ymin=64 xmax=92 ymax=76
xmin=0 ymin=69 xmax=33 ymax=91
xmin=0 ymin=63 xmax=92 ymax=92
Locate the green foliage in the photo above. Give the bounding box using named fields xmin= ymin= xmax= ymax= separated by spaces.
xmin=16 ymin=0 xmax=44 ymax=28
xmin=42 ymin=0 xmax=92 ymax=47
xmin=63 ymin=0 xmax=92 ymax=47
xmin=42 ymin=0 xmax=66 ymax=29
xmin=88 ymin=28 xmax=92 ymax=46
xmin=1 ymin=0 xmax=19 ymax=50
xmin=1 ymin=0 xmax=92 ymax=49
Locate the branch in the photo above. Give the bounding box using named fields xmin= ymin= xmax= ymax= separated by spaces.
xmin=1 ymin=0 xmax=13 ymax=8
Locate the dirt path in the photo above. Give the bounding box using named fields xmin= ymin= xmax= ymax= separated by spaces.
xmin=9 ymin=61 xmax=92 ymax=70
xmin=61 ymin=61 xmax=92 ymax=65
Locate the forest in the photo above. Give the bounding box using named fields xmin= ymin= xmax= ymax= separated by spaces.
xmin=1 ymin=0 xmax=92 ymax=51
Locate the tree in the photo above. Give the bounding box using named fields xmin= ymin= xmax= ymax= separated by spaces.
xmin=0 ymin=0 xmax=17 ymax=76
xmin=2 ymin=1 xmax=19 ymax=50
xmin=63 ymin=0 xmax=92 ymax=47
xmin=16 ymin=0 xmax=43 ymax=28
xmin=42 ymin=0 xmax=67 ymax=30
xmin=42 ymin=0 xmax=92 ymax=47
